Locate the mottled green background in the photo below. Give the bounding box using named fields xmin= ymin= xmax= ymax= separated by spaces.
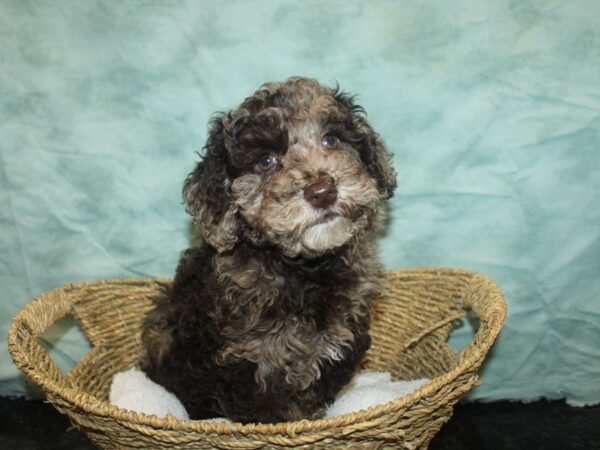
xmin=1 ymin=0 xmax=599 ymax=405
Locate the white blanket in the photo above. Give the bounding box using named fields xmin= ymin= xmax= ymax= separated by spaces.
xmin=110 ymin=369 xmax=429 ymax=423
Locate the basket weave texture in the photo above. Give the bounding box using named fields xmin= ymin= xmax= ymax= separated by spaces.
xmin=8 ymin=268 xmax=505 ymax=449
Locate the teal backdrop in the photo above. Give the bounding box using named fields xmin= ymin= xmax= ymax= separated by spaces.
xmin=1 ymin=0 xmax=599 ymax=405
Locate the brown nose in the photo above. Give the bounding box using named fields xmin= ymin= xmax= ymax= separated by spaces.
xmin=304 ymin=176 xmax=337 ymax=209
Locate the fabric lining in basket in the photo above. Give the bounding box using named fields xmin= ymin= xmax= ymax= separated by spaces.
xmin=8 ymin=268 xmax=506 ymax=449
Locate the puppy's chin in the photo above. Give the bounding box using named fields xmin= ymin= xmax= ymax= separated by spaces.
xmin=300 ymin=216 xmax=354 ymax=257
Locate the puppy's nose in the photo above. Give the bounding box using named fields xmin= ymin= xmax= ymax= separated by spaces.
xmin=304 ymin=175 xmax=337 ymax=209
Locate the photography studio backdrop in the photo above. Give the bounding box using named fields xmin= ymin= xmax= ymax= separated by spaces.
xmin=1 ymin=0 xmax=599 ymax=406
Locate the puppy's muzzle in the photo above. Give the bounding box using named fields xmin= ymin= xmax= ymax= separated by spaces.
xmin=304 ymin=175 xmax=337 ymax=209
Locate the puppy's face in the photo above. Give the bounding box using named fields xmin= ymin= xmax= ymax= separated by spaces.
xmin=184 ymin=77 xmax=396 ymax=258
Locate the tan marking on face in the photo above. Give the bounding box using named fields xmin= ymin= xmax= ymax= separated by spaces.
xmin=235 ymin=140 xmax=381 ymax=256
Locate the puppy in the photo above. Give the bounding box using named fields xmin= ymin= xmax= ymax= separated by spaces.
xmin=141 ymin=77 xmax=397 ymax=423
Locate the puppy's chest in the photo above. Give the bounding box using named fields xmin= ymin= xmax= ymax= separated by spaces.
xmin=213 ymin=265 xmax=362 ymax=386
xmin=216 ymin=265 xmax=358 ymax=328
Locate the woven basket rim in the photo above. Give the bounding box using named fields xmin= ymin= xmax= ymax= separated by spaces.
xmin=8 ymin=267 xmax=506 ymax=438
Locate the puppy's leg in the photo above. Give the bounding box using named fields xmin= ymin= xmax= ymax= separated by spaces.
xmin=141 ymin=247 xmax=222 ymax=420
xmin=213 ymin=361 xmax=319 ymax=423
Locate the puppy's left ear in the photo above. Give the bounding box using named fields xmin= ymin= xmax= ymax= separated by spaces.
xmin=354 ymin=116 xmax=397 ymax=199
xmin=182 ymin=114 xmax=239 ymax=252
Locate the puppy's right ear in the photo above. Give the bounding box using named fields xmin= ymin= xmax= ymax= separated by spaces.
xmin=183 ymin=114 xmax=239 ymax=252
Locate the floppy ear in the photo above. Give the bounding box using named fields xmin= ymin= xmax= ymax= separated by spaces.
xmin=183 ymin=114 xmax=239 ymax=252
xmin=333 ymin=88 xmax=397 ymax=199
xmin=353 ymin=115 xmax=397 ymax=199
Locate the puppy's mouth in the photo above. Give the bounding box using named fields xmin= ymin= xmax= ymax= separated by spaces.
xmin=316 ymin=211 xmax=339 ymax=224
xmin=312 ymin=206 xmax=364 ymax=227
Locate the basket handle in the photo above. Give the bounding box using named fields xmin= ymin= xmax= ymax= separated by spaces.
xmin=458 ymin=273 xmax=507 ymax=364
xmin=7 ymin=286 xmax=76 ymax=392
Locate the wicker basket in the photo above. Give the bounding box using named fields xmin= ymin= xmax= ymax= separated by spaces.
xmin=8 ymin=268 xmax=505 ymax=449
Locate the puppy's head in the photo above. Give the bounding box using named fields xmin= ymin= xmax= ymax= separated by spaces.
xmin=184 ymin=77 xmax=396 ymax=257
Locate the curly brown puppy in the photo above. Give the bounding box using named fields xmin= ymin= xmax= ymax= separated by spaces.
xmin=141 ymin=77 xmax=397 ymax=423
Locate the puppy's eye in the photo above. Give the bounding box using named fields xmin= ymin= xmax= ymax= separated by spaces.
xmin=257 ymin=154 xmax=277 ymax=170
xmin=321 ymin=135 xmax=339 ymax=149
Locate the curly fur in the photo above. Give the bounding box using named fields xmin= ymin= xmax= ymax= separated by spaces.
xmin=141 ymin=77 xmax=397 ymax=423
